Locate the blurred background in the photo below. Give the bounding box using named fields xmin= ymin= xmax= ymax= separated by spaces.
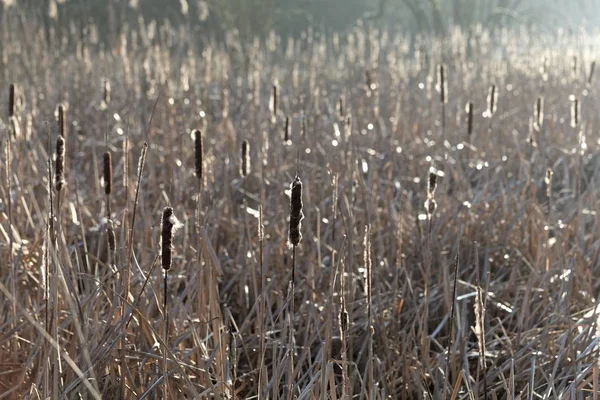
xmin=1 ymin=0 xmax=599 ymax=46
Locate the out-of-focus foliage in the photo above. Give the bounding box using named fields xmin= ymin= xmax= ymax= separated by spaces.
xmin=0 ymin=0 xmax=597 ymax=44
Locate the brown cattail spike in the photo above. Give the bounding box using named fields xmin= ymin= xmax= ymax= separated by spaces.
xmin=428 ymin=172 xmax=437 ymax=197
xmin=9 ymin=83 xmax=15 ymax=118
xmin=103 ymin=151 xmax=112 ymax=195
xmin=107 ymin=219 xmax=116 ymax=252
xmin=55 ymin=135 xmax=66 ymax=192
xmin=338 ymin=95 xmax=345 ymax=119
xmin=588 ymin=61 xmax=596 ymax=85
xmin=271 ymin=84 xmax=278 ymax=121
xmin=58 ymin=105 xmax=66 ymax=138
xmin=103 ymin=79 xmax=111 ymax=106
xmin=437 ymin=64 xmax=447 ymax=104
xmin=284 ymin=116 xmax=290 ymax=143
xmin=534 ymin=97 xmax=544 ymax=131
xmin=193 ymin=129 xmax=203 ymax=180
xmin=241 ymin=140 xmax=250 ymax=178
xmin=288 ymin=175 xmax=304 ymax=247
xmin=570 ymin=96 xmax=580 ymax=128
xmin=486 ymin=85 xmax=497 ymax=117
xmin=466 ymin=102 xmax=473 ymax=136
xmin=161 ymin=207 xmax=174 ymax=271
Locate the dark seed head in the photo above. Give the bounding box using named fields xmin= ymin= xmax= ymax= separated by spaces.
xmin=55 ymin=135 xmax=66 ymax=192
xmin=103 ymin=151 xmax=112 ymax=195
xmin=240 ymin=140 xmax=250 ymax=178
xmin=288 ymin=175 xmax=304 ymax=247
xmin=161 ymin=207 xmax=174 ymax=271
xmin=9 ymin=84 xmax=15 ymax=118
xmin=193 ymin=129 xmax=203 ymax=180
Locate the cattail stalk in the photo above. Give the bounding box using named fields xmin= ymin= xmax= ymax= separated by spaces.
xmin=286 ymin=175 xmax=303 ymax=399
xmin=444 ymin=248 xmax=460 ymax=400
xmin=160 ymin=206 xmax=180 ymax=398
xmin=588 ymin=61 xmax=596 ymax=85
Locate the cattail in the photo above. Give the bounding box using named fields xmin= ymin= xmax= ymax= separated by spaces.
xmin=338 ymin=95 xmax=345 ymax=119
xmin=107 ymin=219 xmax=116 ymax=252
xmin=545 ymin=168 xmax=553 ymax=199
xmin=571 ymin=56 xmax=578 ymax=79
xmin=437 ymin=64 xmax=447 ymax=104
xmin=284 ymin=116 xmax=291 ymax=143
xmin=193 ymin=129 xmax=203 ymax=180
xmin=258 ymin=204 xmax=264 ymax=241
xmin=534 ymin=97 xmax=544 ymax=131
xmin=427 ymin=172 xmax=437 ymax=198
xmin=8 ymin=83 xmax=15 ymax=118
xmin=570 ymin=96 xmax=580 ymax=128
xmin=103 ymin=79 xmax=111 ymax=106
xmin=240 ymin=140 xmax=250 ymax=178
xmin=466 ymin=102 xmax=473 ymax=136
xmin=365 ymin=70 xmax=374 ymax=91
xmin=588 ymin=61 xmax=595 ymax=85
xmin=271 ymin=83 xmax=278 ymax=121
xmin=161 ymin=207 xmax=174 ymax=270
xmin=486 ymin=85 xmax=497 ymax=117
xmin=301 ymin=116 xmax=307 ymax=137
xmin=103 ymin=151 xmax=112 ymax=195
xmin=288 ymin=175 xmax=304 ymax=247
xmin=425 ymin=172 xmax=437 ymax=219
xmin=55 ymin=135 xmax=66 ymax=192
xmin=58 ymin=105 xmax=66 ymax=138
xmin=339 ymin=302 xmax=349 ymax=334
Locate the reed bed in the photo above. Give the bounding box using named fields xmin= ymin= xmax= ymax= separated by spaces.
xmin=0 ymin=15 xmax=600 ymax=400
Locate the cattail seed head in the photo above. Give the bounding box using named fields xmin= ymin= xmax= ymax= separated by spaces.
xmin=338 ymin=95 xmax=345 ymax=119
xmin=486 ymin=85 xmax=497 ymax=117
xmin=193 ymin=129 xmax=203 ymax=180
xmin=58 ymin=105 xmax=66 ymax=138
xmin=288 ymin=175 xmax=304 ymax=247
xmin=588 ymin=61 xmax=596 ymax=85
xmin=55 ymin=135 xmax=66 ymax=192
xmin=571 ymin=56 xmax=578 ymax=79
xmin=240 ymin=140 xmax=250 ymax=177
xmin=161 ymin=207 xmax=175 ymax=270
xmin=271 ymin=83 xmax=278 ymax=121
xmin=428 ymin=172 xmax=437 ymax=198
xmin=570 ymin=95 xmax=580 ymax=128
xmin=466 ymin=102 xmax=473 ymax=136
xmin=284 ymin=116 xmax=291 ymax=144
xmin=340 ymin=305 xmax=349 ymax=333
xmin=107 ymin=219 xmax=116 ymax=252
xmin=545 ymin=168 xmax=553 ymax=198
xmin=103 ymin=151 xmax=112 ymax=195
xmin=9 ymin=83 xmax=15 ymax=118
xmin=437 ymin=64 xmax=448 ymax=104
xmin=534 ymin=97 xmax=544 ymax=131
xmin=103 ymin=79 xmax=111 ymax=106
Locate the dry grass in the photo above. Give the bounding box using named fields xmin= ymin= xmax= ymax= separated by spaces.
xmin=0 ymin=16 xmax=600 ymax=400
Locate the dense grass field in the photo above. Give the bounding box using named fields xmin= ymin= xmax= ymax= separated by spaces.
xmin=1 ymin=16 xmax=600 ymax=399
